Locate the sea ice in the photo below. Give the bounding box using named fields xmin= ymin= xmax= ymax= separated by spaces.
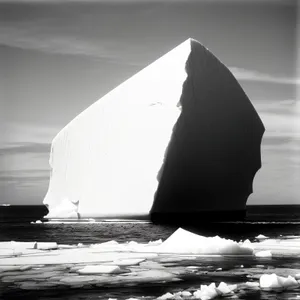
xmin=193 ymin=282 xmax=235 ymax=300
xmin=277 ymin=275 xmax=299 ymax=289
xmin=157 ymin=228 xmax=253 ymax=255
xmin=259 ymin=273 xmax=299 ymax=290
xmin=158 ymin=292 xmax=174 ymax=300
xmin=255 ymin=250 xmax=272 ymax=257
xmin=77 ymin=265 xmax=121 ymax=274
xmin=243 ymin=281 xmax=260 ymax=289
xmin=251 ymin=237 xmax=300 ymax=256
xmin=181 ymin=291 xmax=192 ymax=297
xmin=216 ymin=282 xmax=232 ymax=294
xmin=1 ymin=230 xmax=300 ymax=298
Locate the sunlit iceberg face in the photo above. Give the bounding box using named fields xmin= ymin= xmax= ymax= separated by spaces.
xmin=43 ymin=38 xmax=264 ymax=220
xmin=43 ymin=40 xmax=190 ymax=219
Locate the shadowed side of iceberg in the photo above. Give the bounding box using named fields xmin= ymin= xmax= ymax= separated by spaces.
xmin=150 ymin=39 xmax=265 ymax=223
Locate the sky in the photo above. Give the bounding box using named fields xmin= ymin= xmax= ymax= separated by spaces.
xmin=0 ymin=0 xmax=299 ymax=205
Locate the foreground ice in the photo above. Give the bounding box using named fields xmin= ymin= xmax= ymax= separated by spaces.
xmin=158 ymin=228 xmax=253 ymax=255
xmin=0 ymin=228 xmax=299 ymax=298
xmin=260 ymin=273 xmax=299 ymax=290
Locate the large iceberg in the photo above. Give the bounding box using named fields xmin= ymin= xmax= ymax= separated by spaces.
xmin=43 ymin=38 xmax=264 ymax=221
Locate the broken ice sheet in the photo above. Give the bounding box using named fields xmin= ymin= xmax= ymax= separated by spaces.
xmin=0 ymin=228 xmax=300 ymax=299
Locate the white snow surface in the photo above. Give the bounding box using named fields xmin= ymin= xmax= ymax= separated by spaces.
xmin=44 ymin=39 xmax=192 ymax=218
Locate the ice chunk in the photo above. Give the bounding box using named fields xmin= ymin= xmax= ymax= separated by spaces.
xmin=252 ymin=237 xmax=300 ymax=256
xmin=256 ymin=234 xmax=268 ymax=239
xmin=45 ymin=198 xmax=78 ymax=219
xmin=277 ymin=275 xmax=299 ymax=289
xmin=259 ymin=273 xmax=287 ymax=290
xmin=244 ymin=281 xmax=260 ymax=289
xmin=194 ymin=283 xmax=219 ymax=300
xmin=241 ymin=239 xmax=253 ymax=250
xmin=77 ymin=265 xmax=121 ymax=274
xmin=255 ymin=250 xmax=272 ymax=257
xmin=158 ymin=292 xmax=174 ymax=300
xmin=113 ymin=269 xmax=177 ymax=284
xmin=216 ymin=282 xmax=232 ymax=295
xmin=193 ymin=281 xmax=236 ymax=299
xmin=228 ymin=284 xmax=238 ymax=292
xmin=158 ymin=228 xmax=253 ymax=255
xmin=181 ymin=291 xmax=192 ymax=297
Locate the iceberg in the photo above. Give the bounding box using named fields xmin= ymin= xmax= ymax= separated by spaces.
xmin=43 ymin=38 xmax=264 ymax=221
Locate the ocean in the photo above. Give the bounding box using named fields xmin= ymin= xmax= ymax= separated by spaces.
xmin=1 ymin=205 xmax=300 ymax=300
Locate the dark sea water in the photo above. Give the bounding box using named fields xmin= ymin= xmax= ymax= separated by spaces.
xmin=1 ymin=205 xmax=300 ymax=300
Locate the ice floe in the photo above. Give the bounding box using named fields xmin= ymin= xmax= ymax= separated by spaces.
xmin=157 ymin=228 xmax=253 ymax=255
xmin=77 ymin=265 xmax=121 ymax=274
xmin=260 ymin=273 xmax=299 ymax=290
xmin=255 ymin=250 xmax=272 ymax=257
xmin=0 ymin=228 xmax=300 ymax=298
xmin=192 ymin=282 xmax=236 ymax=300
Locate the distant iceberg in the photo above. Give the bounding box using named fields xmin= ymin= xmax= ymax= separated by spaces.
xmin=43 ymin=38 xmax=264 ymax=222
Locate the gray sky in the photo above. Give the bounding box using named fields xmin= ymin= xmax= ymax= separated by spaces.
xmin=1 ymin=0 xmax=299 ymax=205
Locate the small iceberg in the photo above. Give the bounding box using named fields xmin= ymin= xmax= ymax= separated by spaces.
xmin=157 ymin=228 xmax=253 ymax=255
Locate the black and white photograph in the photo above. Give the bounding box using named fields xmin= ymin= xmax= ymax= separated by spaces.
xmin=0 ymin=0 xmax=300 ymax=299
